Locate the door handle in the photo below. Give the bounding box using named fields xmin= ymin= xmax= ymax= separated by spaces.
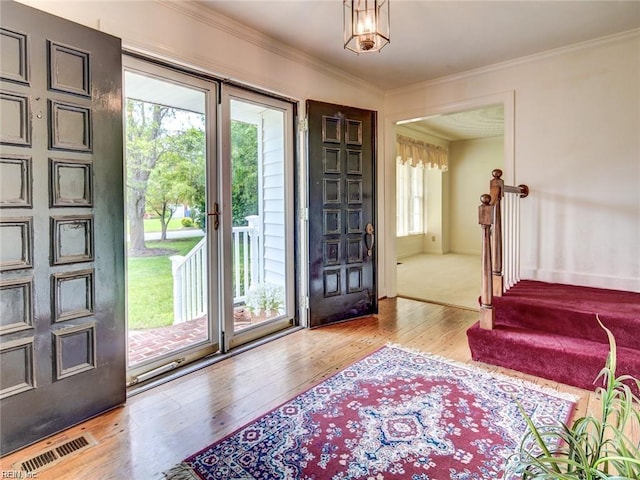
xmin=207 ymin=202 xmax=220 ymax=231
xmin=365 ymin=223 xmax=374 ymax=257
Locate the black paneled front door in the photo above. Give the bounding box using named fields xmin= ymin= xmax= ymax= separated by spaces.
xmin=1 ymin=2 xmax=125 ymax=454
xmin=306 ymin=100 xmax=377 ymax=327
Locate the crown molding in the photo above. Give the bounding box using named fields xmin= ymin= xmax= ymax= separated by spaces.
xmin=386 ymin=28 xmax=640 ymax=97
xmin=156 ymin=0 xmax=383 ymax=96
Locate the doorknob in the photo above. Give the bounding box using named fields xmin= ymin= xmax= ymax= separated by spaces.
xmin=207 ymin=202 xmax=220 ymax=231
xmin=365 ymin=223 xmax=374 ymax=257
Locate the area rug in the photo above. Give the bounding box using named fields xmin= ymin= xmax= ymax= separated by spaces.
xmin=164 ymin=344 xmax=577 ymax=480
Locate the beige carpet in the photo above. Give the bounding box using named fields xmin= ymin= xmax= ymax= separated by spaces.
xmin=396 ymin=253 xmax=480 ymax=310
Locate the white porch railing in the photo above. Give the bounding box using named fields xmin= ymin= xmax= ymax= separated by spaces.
xmin=170 ymin=216 xmax=262 ymax=324
xmin=170 ymin=236 xmax=207 ymax=325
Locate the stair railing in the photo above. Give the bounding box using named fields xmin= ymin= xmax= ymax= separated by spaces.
xmin=479 ymin=169 xmax=529 ymax=329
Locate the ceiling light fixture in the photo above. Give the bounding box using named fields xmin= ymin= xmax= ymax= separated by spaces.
xmin=343 ymin=0 xmax=390 ymax=54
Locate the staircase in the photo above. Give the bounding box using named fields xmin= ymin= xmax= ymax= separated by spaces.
xmin=466 ymin=170 xmax=640 ymax=392
xmin=467 ymin=280 xmax=640 ymax=391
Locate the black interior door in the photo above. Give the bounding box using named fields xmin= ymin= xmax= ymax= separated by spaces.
xmin=306 ymin=100 xmax=377 ymax=327
xmin=0 ymin=1 xmax=125 ymax=454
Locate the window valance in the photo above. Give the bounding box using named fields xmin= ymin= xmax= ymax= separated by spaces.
xmin=396 ymin=134 xmax=448 ymax=171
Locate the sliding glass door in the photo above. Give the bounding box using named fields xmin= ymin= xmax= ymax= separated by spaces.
xmin=124 ymin=57 xmax=219 ymax=385
xmin=220 ymin=87 xmax=296 ymax=350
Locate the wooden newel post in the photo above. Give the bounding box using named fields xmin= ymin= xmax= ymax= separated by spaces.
xmin=479 ymin=193 xmax=495 ymax=329
xmin=490 ymin=169 xmax=504 ymax=297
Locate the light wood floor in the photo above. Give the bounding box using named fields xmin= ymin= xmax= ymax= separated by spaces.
xmin=0 ymin=298 xmax=596 ymax=480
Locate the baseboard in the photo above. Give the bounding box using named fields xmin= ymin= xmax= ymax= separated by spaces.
xmin=421 ymin=248 xmax=444 ymax=255
xmin=450 ymin=249 xmax=481 ymax=256
xmin=521 ymin=267 xmax=640 ymax=293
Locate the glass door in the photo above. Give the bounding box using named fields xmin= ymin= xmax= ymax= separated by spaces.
xmin=124 ymin=57 xmax=219 ymax=384
xmin=220 ymin=87 xmax=296 ymax=350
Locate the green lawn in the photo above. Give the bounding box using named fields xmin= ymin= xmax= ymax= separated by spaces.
xmin=127 ymin=237 xmax=202 ymax=330
xmin=142 ymin=217 xmax=198 ymax=233
xmin=125 ymin=217 xmax=200 ymax=234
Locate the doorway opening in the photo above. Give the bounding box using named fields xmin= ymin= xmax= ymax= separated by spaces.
xmin=123 ymin=57 xmax=296 ymax=385
xmin=395 ymin=104 xmax=505 ymax=310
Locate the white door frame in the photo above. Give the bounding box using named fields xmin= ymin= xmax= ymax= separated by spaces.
xmin=383 ymin=91 xmax=515 ymax=298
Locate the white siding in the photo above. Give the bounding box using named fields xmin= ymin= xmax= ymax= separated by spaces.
xmin=261 ymin=109 xmax=286 ymax=287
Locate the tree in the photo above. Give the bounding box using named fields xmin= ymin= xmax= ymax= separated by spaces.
xmin=231 ymin=121 xmax=259 ymax=226
xmin=125 ymin=100 xmax=172 ymax=252
xmin=127 ymin=103 xmax=255 ymax=247
xmin=145 ymin=153 xmax=193 ymax=241
xmin=172 ymin=126 xmax=206 ymax=231
xmin=191 ymin=120 xmax=258 ymax=230
xmin=146 ymin=127 xmax=205 ymax=240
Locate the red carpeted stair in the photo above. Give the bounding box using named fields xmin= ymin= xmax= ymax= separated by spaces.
xmin=467 ymin=280 xmax=640 ymax=392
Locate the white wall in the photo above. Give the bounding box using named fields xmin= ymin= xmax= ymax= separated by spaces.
xmin=396 ymin=235 xmax=423 ymax=259
xmin=449 ymin=136 xmax=503 ymax=255
xmin=423 ymin=168 xmax=448 ymax=254
xmin=19 ymin=1 xmax=384 ymax=107
xmin=385 ymin=31 xmax=640 ymax=293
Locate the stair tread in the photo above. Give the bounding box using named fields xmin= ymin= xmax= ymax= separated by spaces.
xmin=493 ymin=281 xmax=640 ymax=350
xmin=497 ymin=280 xmax=640 ymax=316
xmin=470 ymin=323 xmax=640 ymax=353
xmin=467 ymin=322 xmax=640 ymax=391
xmin=468 ymin=281 xmax=640 ymax=391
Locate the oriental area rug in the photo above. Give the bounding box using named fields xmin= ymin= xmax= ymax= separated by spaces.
xmin=164 ymin=344 xmax=577 ymax=480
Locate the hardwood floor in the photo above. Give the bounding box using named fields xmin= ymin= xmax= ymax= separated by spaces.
xmin=0 ymin=297 xmax=594 ymax=480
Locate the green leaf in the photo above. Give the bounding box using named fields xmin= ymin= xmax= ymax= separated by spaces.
xmin=506 ymin=316 xmax=640 ymax=480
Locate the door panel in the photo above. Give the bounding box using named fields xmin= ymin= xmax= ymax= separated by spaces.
xmin=221 ymin=87 xmax=296 ymax=350
xmin=307 ymin=100 xmax=377 ymax=327
xmin=123 ymin=57 xmax=220 ymax=383
xmin=0 ymin=2 xmax=125 ymax=454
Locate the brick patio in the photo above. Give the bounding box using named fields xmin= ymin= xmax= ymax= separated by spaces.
xmin=127 ymin=313 xmax=254 ymax=366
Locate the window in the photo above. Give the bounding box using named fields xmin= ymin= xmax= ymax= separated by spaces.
xmin=395 ymin=134 xmax=448 ymax=237
xmin=396 ymin=159 xmax=424 ymax=236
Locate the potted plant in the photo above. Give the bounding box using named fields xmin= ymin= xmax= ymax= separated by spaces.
xmin=505 ymin=318 xmax=640 ymax=479
xmin=245 ymin=282 xmax=284 ymax=321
